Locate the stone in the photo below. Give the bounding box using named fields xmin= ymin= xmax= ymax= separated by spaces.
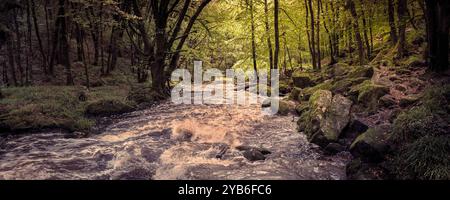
xmin=292 ymin=75 xmax=314 ymax=88
xmin=350 ymin=128 xmax=391 ymax=163
xmin=324 ymin=143 xmax=346 ymax=155
xmin=399 ymin=97 xmax=418 ymax=108
xmin=341 ymin=119 xmax=369 ymax=139
xmin=301 ymin=90 xmax=353 ymax=147
xmin=242 ymin=149 xmax=266 ymax=161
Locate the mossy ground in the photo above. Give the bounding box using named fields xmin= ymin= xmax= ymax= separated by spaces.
xmin=0 ymin=85 xmax=134 ymax=133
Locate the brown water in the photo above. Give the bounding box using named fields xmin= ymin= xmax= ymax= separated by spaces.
xmin=0 ymin=84 xmax=349 ymax=180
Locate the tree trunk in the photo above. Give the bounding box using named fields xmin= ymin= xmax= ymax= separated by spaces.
xmin=31 ymin=0 xmax=48 ymax=75
xmin=359 ymin=0 xmax=371 ymax=59
xmin=425 ymin=0 xmax=449 ymax=72
xmin=307 ymin=0 xmax=317 ymax=70
xmin=316 ymin=0 xmax=321 ymax=70
xmin=274 ymin=0 xmax=280 ymax=71
xmin=387 ymin=0 xmax=398 ymax=44
xmin=249 ymin=0 xmax=258 ymax=79
xmin=264 ymin=0 xmax=274 ymax=70
xmin=397 ymin=0 xmax=408 ymax=57
xmin=347 ymin=0 xmax=365 ymax=65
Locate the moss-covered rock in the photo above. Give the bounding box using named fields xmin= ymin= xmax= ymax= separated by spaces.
xmin=299 ymin=81 xmax=334 ymax=101
xmin=351 ymin=80 xmax=389 ymax=112
xmin=330 ymin=77 xmax=368 ymax=95
xmin=292 ymin=74 xmax=314 ymax=89
xmin=346 ymin=65 xmax=374 ymax=79
xmin=289 ymin=87 xmax=302 ymax=101
xmin=85 ymin=99 xmax=135 ymax=116
xmin=392 ymin=135 xmax=450 ymax=180
xmin=350 ymin=127 xmax=391 ymax=163
xmin=298 ymin=90 xmax=353 ymax=147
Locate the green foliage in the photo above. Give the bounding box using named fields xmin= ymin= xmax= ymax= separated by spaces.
xmin=393 ymin=135 xmax=450 ymax=180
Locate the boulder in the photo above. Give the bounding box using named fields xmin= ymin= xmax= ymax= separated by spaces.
xmin=300 ymin=90 xmax=353 ymax=147
xmin=277 ymin=100 xmax=294 ymax=116
xmin=242 ymin=149 xmax=266 ymax=161
xmin=399 ymin=96 xmax=418 ymax=108
xmin=341 ymin=119 xmax=369 ymax=139
xmin=292 ymin=75 xmax=314 ymax=88
xmin=351 ymin=80 xmax=389 ymax=113
xmin=347 ymin=65 xmax=374 ymax=79
xmin=289 ymin=87 xmax=302 ymax=101
xmin=350 ymin=127 xmax=390 ymax=163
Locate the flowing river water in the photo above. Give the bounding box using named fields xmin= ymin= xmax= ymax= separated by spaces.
xmin=0 ymin=82 xmax=349 ymax=180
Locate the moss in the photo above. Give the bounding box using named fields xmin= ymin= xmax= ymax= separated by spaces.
xmin=289 ymin=87 xmax=302 ymax=101
xmin=392 ymin=106 xmax=447 ymax=144
xmin=331 ymin=77 xmax=368 ymax=94
xmin=127 ymin=85 xmax=166 ymax=104
xmin=393 ymin=135 xmax=450 ymax=180
xmin=0 ymin=86 xmax=131 ymax=133
xmin=347 ymin=66 xmax=374 ymax=79
xmin=300 ymin=81 xmax=333 ymax=101
xmin=85 ymin=99 xmax=135 ymax=116
xmin=351 ymin=80 xmax=389 ymax=112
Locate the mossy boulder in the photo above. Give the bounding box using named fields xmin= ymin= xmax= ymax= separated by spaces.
xmin=350 ymin=80 xmax=389 ymax=112
xmin=330 ymin=77 xmax=368 ymax=95
xmin=350 ymin=127 xmax=391 ymax=163
xmin=292 ymin=74 xmax=315 ymax=89
xmin=346 ymin=65 xmax=374 ymax=79
xmin=299 ymin=81 xmax=334 ymax=101
xmin=323 ymin=63 xmax=352 ymax=78
xmin=392 ymin=135 xmax=450 ymax=180
xmin=298 ymin=90 xmax=353 ymax=147
xmin=85 ymin=99 xmax=135 ymax=116
xmin=289 ymin=87 xmax=302 ymax=101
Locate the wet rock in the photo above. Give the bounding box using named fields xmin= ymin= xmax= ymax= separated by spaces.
xmin=300 ymin=90 xmax=353 ymax=147
xmin=324 ymin=143 xmax=346 ymax=155
xmin=379 ymin=95 xmax=396 ymax=108
xmin=65 ymin=131 xmax=88 ymax=139
xmin=242 ymin=149 xmax=266 ymax=161
xmin=235 ymin=145 xmax=271 ymax=155
xmin=295 ymin=103 xmax=309 ymax=116
xmin=350 ymin=128 xmax=390 ymax=163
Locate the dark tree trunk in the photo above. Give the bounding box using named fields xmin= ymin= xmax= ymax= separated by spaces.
xmin=264 ymin=0 xmax=274 ymax=70
xmin=6 ymin=39 xmax=18 ymax=86
xmin=387 ymin=0 xmax=398 ymax=44
xmin=397 ymin=0 xmax=408 ymax=57
xmin=347 ymin=0 xmax=365 ymax=65
xmin=425 ymin=0 xmax=449 ymax=72
xmin=249 ymin=0 xmax=258 ymax=79
xmin=274 ymin=0 xmax=280 ymax=70
xmin=307 ymin=0 xmax=317 ymax=70
xmin=359 ymin=0 xmax=371 ymax=59
xmin=316 ymin=0 xmax=321 ymax=70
